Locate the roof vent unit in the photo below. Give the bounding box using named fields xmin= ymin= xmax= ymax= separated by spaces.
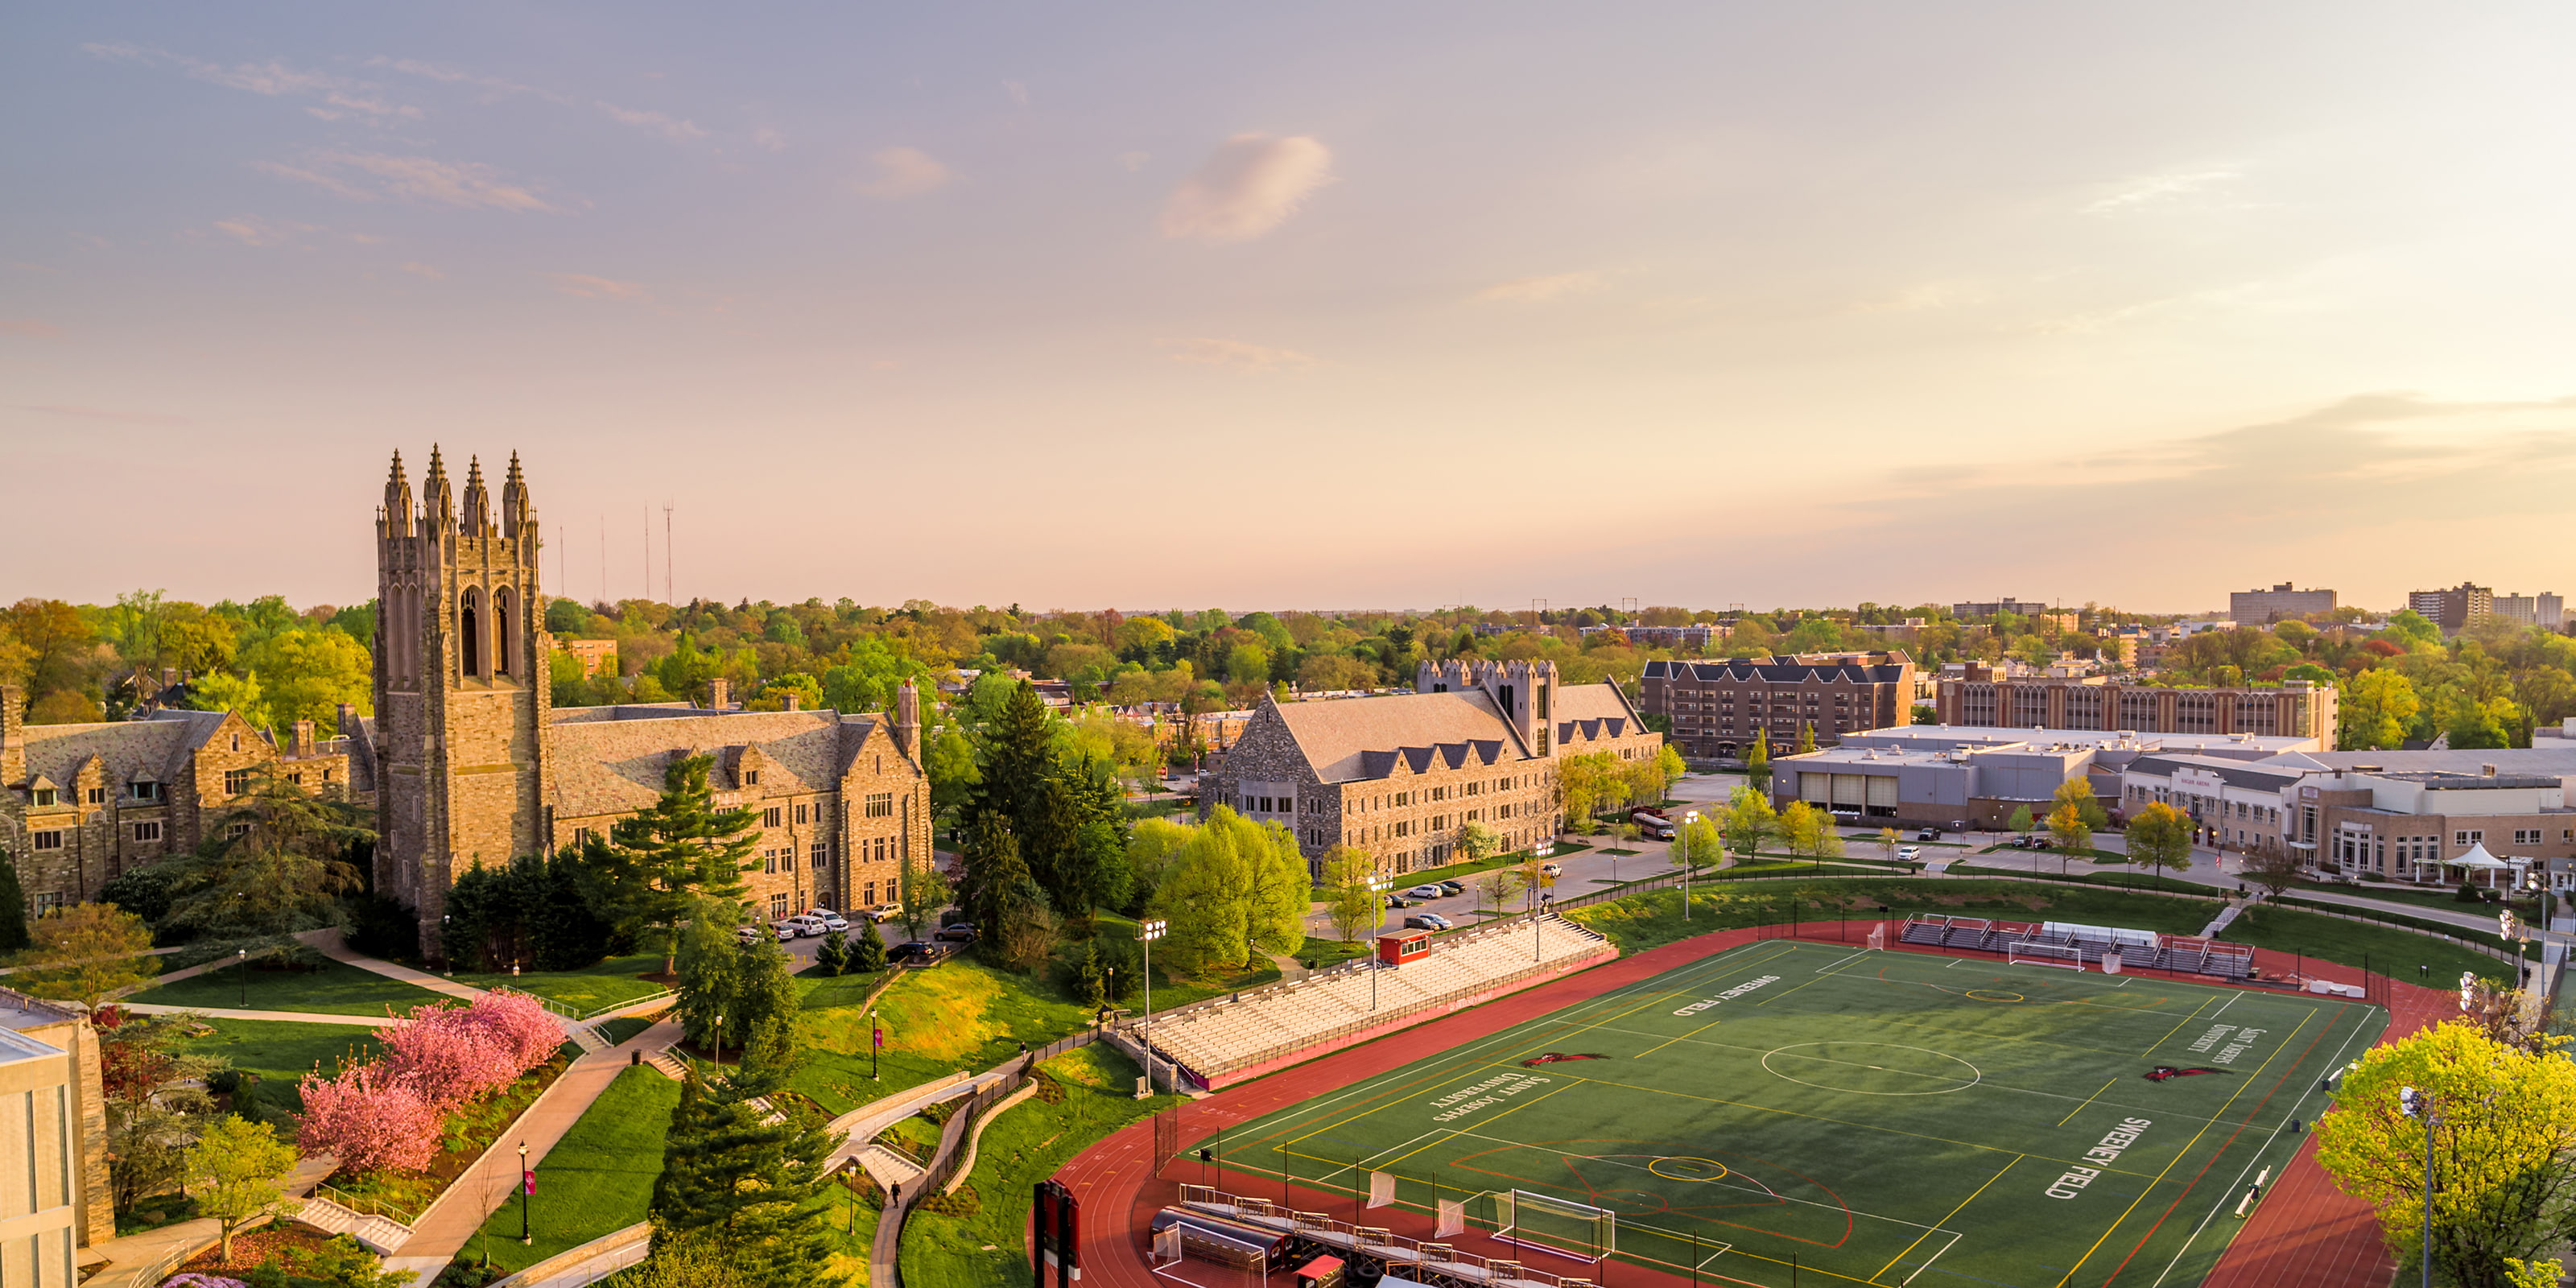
xmin=2483 ymin=763 xmax=2499 ymax=777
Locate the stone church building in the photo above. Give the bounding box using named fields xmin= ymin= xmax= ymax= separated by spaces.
xmin=1200 ymin=658 xmax=1664 ymax=877
xmin=346 ymin=448 xmax=932 ymax=952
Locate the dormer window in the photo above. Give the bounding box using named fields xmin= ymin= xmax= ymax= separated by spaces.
xmin=128 ymin=780 xmax=163 ymax=803
xmin=31 ymin=788 xmax=57 ymax=807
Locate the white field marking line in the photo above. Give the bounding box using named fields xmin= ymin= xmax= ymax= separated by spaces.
xmin=2144 ymin=1001 xmax=2385 ymax=1288
xmin=1315 ymin=1127 xmax=1458 ymax=1182
xmin=1897 ymin=1228 xmax=1966 ymax=1288
xmin=1435 ymin=1126 xmax=1954 ymax=1236
xmin=1529 ymin=1022 xmax=2265 ymax=1136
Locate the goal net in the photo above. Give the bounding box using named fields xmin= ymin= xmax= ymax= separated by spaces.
xmin=1492 ymin=1189 xmax=1616 ymax=1263
xmin=1865 ymin=926 xmax=1887 ymax=952
xmin=2007 ymin=941 xmax=2084 ymax=971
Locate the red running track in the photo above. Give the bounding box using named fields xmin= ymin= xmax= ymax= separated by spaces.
xmin=1046 ymin=921 xmax=2459 ymax=1288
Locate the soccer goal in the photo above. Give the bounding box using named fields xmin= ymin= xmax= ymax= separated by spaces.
xmin=1492 ymin=1189 xmax=1616 ymax=1264
xmin=2007 ymin=941 xmax=2084 ymax=971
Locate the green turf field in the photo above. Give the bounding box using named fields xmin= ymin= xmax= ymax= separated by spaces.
xmin=1214 ymin=940 xmax=2385 ymax=1288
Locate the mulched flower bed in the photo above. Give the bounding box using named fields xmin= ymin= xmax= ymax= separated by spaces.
xmin=177 ymin=1224 xmax=335 ymax=1274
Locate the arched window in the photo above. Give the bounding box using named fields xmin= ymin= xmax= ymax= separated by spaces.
xmin=493 ymin=588 xmax=514 ymax=677
xmin=460 ymin=589 xmax=482 ymax=678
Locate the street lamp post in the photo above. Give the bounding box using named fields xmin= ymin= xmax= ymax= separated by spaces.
xmin=1367 ymin=878 xmax=1391 ymax=1009
xmin=1137 ymin=919 xmax=1166 ymax=1097
xmin=869 ymin=1008 xmax=880 ymax=1081
xmin=518 ymin=1141 xmax=531 ymax=1245
xmin=712 ymin=1013 xmax=724 ymax=1070
xmin=236 ymin=948 xmax=247 ymax=1007
xmin=1681 ymin=810 xmax=1701 ymax=919
xmin=2400 ymin=1087 xmax=2434 ymax=1288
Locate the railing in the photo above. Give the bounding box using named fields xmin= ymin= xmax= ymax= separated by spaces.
xmin=315 ymin=1182 xmax=421 ymax=1226
xmin=493 ymin=985 xmax=678 ymax=1023
xmin=1175 ymin=1185 xmax=1600 ymax=1288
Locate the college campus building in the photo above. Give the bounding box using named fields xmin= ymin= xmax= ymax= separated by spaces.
xmin=1638 ymin=653 xmax=1915 ymax=760
xmin=1932 ymin=667 xmax=2336 ymax=742
xmin=1199 ymin=659 xmax=1663 ymax=877
xmin=2228 ymin=583 xmax=2337 ymax=622
xmin=0 ymin=689 xmax=353 ymax=911
xmin=0 ymin=994 xmax=113 ymax=1282
xmin=353 ymin=449 xmax=932 ymax=952
xmin=1768 ymin=725 xmax=2323 ymax=831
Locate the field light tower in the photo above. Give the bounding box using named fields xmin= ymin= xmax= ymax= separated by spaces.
xmin=1137 ymin=919 xmax=1166 ymax=1097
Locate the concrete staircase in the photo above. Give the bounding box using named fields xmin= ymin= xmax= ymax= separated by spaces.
xmin=567 ymin=1023 xmax=613 ymax=1055
xmin=293 ymin=1194 xmax=411 ymax=1254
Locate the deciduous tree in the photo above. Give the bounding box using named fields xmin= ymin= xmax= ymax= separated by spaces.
xmin=10 ymin=903 xmax=155 ymax=1009
xmin=2341 ymin=669 xmax=2421 ymax=751
xmin=1319 ymin=846 xmax=1381 ymax=944
xmin=187 ymin=1115 xmax=301 ymax=1263
xmin=2124 ymin=802 xmax=2194 ymax=882
xmin=164 ymin=764 xmax=371 ymax=942
xmin=1722 ymin=786 xmax=1777 ymax=859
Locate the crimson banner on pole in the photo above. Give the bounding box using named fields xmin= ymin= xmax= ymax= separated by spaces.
xmin=522 ymin=1170 xmax=535 ymax=1195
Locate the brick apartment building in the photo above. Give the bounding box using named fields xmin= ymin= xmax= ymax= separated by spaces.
xmin=1639 ymin=653 xmax=1915 ymax=759
xmin=1 ymin=689 xmax=353 ymax=911
xmin=1934 ymin=666 xmax=2336 ymax=742
xmin=2409 ymin=582 xmax=2493 ymax=631
xmin=1199 ymin=659 xmax=1663 ymax=877
xmin=2228 ymin=583 xmax=2337 ymax=622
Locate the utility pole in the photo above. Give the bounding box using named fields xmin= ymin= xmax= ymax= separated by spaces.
xmin=598 ymin=515 xmax=606 ymax=607
xmin=663 ymin=502 xmax=675 ymax=605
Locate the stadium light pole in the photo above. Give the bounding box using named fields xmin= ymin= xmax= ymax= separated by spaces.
xmin=1681 ymin=810 xmax=1701 ymax=919
xmin=1368 ymin=878 xmax=1391 ymax=1009
xmin=1139 ymin=919 xmax=1166 ymax=1097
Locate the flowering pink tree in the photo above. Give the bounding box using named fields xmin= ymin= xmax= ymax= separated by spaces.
xmin=379 ymin=1005 xmax=521 ymax=1111
xmin=295 ymin=1064 xmax=440 ymax=1174
xmin=467 ymin=993 xmax=569 ymax=1071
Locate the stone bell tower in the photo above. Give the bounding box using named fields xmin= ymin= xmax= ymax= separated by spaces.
xmin=373 ymin=448 xmax=552 ymax=954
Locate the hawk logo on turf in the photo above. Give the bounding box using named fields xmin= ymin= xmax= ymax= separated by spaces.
xmin=1520 ymin=1053 xmax=1611 ymax=1067
xmin=2143 ymin=1066 xmax=2231 ymax=1081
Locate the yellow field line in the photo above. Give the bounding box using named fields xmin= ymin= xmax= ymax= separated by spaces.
xmin=2140 ymin=995 xmax=2215 ymax=1056
xmin=2050 ymin=1009 xmax=2318 ymax=1288
xmin=2055 ymin=1079 xmax=2120 ymax=1129
xmin=1872 ymin=1155 xmax=2021 ymax=1284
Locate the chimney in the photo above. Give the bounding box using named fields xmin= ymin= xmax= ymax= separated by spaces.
xmin=783 ymin=693 xmax=801 ymax=712
xmin=894 ymin=679 xmax=922 ymax=757
xmin=336 ymin=702 xmax=358 ymax=737
xmin=0 ymin=683 xmax=21 ymax=786
xmin=293 ymin=720 xmax=316 ymax=757
xmin=2483 ymin=763 xmax=2498 ymax=777
xmin=709 ymin=679 xmax=729 ymax=710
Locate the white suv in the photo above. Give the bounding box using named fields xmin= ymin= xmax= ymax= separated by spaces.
xmin=782 ymin=914 xmax=828 ymax=938
xmin=803 ymin=908 xmax=852 ymax=933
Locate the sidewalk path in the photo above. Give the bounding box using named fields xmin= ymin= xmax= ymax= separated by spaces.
xmin=120 ymin=1003 xmax=398 ymax=1026
xmin=316 ymin=933 xmax=491 ymax=1004
xmin=381 ymin=1017 xmax=683 ymax=1285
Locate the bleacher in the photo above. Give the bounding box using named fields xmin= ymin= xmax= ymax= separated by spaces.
xmin=1137 ymin=916 xmax=1614 ymax=1084
xmin=1895 ymin=914 xmax=2258 ymax=980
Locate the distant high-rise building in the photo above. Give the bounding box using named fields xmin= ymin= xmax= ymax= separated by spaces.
xmin=2493 ymin=592 xmax=2564 ymax=628
xmin=2229 ymin=582 xmax=2337 ymax=622
xmin=2408 ymin=583 xmax=2493 ymax=631
xmin=1951 ymin=598 xmax=2054 ymax=619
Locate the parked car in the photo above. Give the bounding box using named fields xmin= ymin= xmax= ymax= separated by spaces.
xmin=934 ymin=922 xmax=979 ymax=943
xmin=1402 ymin=914 xmax=1446 ymax=931
xmin=1896 ymin=845 xmax=1922 ymax=862
xmin=866 ymin=902 xmax=903 ymax=923
xmin=1419 ymin=912 xmax=1455 ymax=931
xmin=1436 ymin=880 xmax=1466 ymax=895
xmin=1916 ymin=827 xmax=1940 ymax=841
xmin=1406 ymin=884 xmax=1447 ymax=900
xmin=763 ymin=921 xmax=799 ymax=942
xmin=1384 ymin=894 xmax=1416 ymax=910
xmin=803 ymin=909 xmax=851 ymax=933
xmin=1538 ymin=861 xmax=1563 ymax=877
xmin=784 ymin=914 xmax=828 ymax=937
xmin=735 ymin=924 xmax=767 ymax=945
xmin=893 ymin=940 xmax=948 ymax=964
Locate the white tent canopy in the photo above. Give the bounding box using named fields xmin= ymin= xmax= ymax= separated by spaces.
xmin=2447 ymin=841 xmax=2510 ymax=870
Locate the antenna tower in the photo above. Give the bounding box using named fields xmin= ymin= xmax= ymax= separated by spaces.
xmin=663 ymin=502 xmax=675 ymax=605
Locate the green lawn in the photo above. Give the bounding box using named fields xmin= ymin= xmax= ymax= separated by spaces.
xmin=126 ymin=959 xmax=452 ymax=1018
xmin=184 ymin=1018 xmax=386 ymax=1117
xmin=597 ymin=1016 xmax=659 ymax=1047
xmin=1218 ymin=940 xmax=2382 ymax=1288
xmin=1948 ymin=865 xmax=2212 ymax=895
xmin=464 ymin=1066 xmax=681 ymax=1275
xmin=901 ymin=1045 xmax=1182 ymax=1288
xmin=456 ymin=953 xmax=671 ymax=1016
xmin=787 ymin=957 xmax=1100 ymax=1118
xmin=1563 ymin=877 xmax=2522 ymax=985
xmin=2292 ymin=878 xmax=2524 ymax=915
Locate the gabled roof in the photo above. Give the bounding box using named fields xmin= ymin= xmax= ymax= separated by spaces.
xmin=543 ymin=705 xmax=913 ymax=819
xmin=1644 ymin=658 xmax=1910 ymax=685
xmin=1267 ymin=690 xmax=1530 ymax=783
xmin=10 ymin=712 xmax=217 ymax=796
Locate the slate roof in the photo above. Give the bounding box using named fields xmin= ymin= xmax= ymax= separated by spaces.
xmin=543 ymin=707 xmax=889 ymax=819
xmin=1271 ymin=691 xmax=1531 ymax=784
xmin=1644 ymin=658 xmax=1911 ymax=684
xmin=10 ymin=709 xmax=232 ymax=792
xmin=1553 ymin=682 xmax=1644 ymax=745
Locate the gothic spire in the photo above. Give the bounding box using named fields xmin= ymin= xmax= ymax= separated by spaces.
xmin=500 ymin=450 xmax=530 ymax=539
xmin=422 ymin=444 xmax=454 ymax=528
xmin=462 ymin=455 xmax=490 ymax=533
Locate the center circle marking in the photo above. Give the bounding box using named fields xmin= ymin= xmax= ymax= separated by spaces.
xmin=1648 ymin=1156 xmax=1730 ymax=1182
xmin=1967 ymin=989 xmax=2025 ymax=1002
xmin=1761 ymin=1042 xmax=1982 ymax=1096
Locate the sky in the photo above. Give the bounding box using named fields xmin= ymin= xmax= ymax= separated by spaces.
xmin=8 ymin=3 xmax=2576 ymax=616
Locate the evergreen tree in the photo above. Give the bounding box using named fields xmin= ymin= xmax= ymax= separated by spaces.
xmin=578 ymin=755 xmax=760 ymax=975
xmin=672 ymin=908 xmax=745 ymax=1051
xmin=533 ymin=852 xmax=611 ymax=970
xmin=1795 ymin=721 xmax=1816 ymax=755
xmin=0 ymin=854 xmax=27 ymax=954
xmin=955 ymin=814 xmax=1036 ymax=935
xmin=851 ymin=921 xmax=888 ymax=972
xmin=815 ymin=930 xmax=848 ymax=977
xmin=163 ymin=764 xmax=370 ymax=942
xmin=649 ymin=1069 xmax=840 ymax=1288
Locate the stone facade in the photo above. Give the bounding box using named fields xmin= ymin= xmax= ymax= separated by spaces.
xmin=1199 ymin=659 xmax=1664 ymax=877
xmin=1641 ymin=654 xmax=1914 ymax=759
xmin=359 ymin=450 xmax=932 ymax=952
xmin=0 ymin=687 xmax=352 ymax=910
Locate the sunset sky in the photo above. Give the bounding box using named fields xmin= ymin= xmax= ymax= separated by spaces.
xmin=7 ymin=4 xmax=2575 ymax=614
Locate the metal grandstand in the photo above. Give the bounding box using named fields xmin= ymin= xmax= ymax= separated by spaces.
xmin=1897 ymin=914 xmax=2255 ymax=979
